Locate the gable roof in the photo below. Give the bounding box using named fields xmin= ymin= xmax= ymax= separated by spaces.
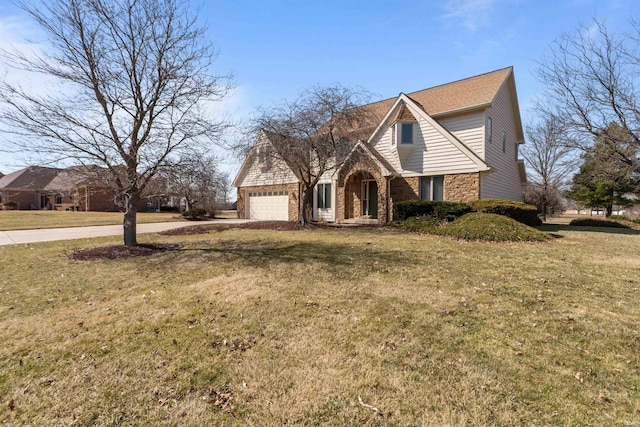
xmin=368 ymin=94 xmax=490 ymax=172
xmin=0 ymin=166 xmax=61 ymax=190
xmin=365 ymin=67 xmax=513 ymax=120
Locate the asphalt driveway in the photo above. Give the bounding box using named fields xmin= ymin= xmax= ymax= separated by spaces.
xmin=0 ymin=219 xmax=251 ymax=246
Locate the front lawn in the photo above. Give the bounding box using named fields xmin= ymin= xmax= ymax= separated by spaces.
xmin=0 ymin=210 xmax=182 ymax=231
xmin=0 ymin=225 xmax=638 ymax=425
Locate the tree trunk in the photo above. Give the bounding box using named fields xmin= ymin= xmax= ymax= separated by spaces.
xmin=299 ymin=185 xmax=314 ymax=225
xmin=605 ymin=204 xmax=613 ymax=218
xmin=123 ymin=194 xmax=138 ymax=246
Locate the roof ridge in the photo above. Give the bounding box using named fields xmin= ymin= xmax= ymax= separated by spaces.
xmin=361 ymin=66 xmax=513 ymax=109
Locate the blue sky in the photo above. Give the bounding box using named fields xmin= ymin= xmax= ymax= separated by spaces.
xmin=0 ymin=0 xmax=637 ymax=175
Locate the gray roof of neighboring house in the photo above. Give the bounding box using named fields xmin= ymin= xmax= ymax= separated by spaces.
xmin=0 ymin=165 xmax=116 ymax=192
xmin=0 ymin=166 xmax=61 ymax=191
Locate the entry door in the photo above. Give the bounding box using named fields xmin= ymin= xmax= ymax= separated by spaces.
xmin=362 ymin=180 xmax=378 ymax=218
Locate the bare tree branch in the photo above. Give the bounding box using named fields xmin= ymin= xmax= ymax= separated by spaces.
xmin=0 ymin=0 xmax=231 ymax=246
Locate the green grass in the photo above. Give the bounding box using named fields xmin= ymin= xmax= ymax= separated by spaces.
xmin=1 ymin=226 xmax=639 ymax=425
xmin=0 ymin=210 xmax=183 ymax=231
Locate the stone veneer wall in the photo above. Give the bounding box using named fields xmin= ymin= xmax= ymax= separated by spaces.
xmin=236 ymin=183 xmax=300 ymax=221
xmin=390 ymin=177 xmax=419 ymax=202
xmin=444 ymin=173 xmax=480 ymax=203
xmin=336 ymin=153 xmax=388 ymax=223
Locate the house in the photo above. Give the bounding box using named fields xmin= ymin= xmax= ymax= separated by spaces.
xmin=233 ymin=67 xmax=527 ymax=223
xmin=0 ymin=165 xmax=120 ymax=211
xmin=0 ymin=166 xmax=62 ymax=209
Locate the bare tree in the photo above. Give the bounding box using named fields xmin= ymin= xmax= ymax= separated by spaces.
xmin=0 ymin=0 xmax=230 ymax=246
xmin=521 ymin=115 xmax=577 ymax=220
xmin=161 ymin=152 xmax=228 ymax=215
xmin=536 ymin=19 xmax=640 ymax=173
xmin=253 ymin=84 xmax=375 ymax=224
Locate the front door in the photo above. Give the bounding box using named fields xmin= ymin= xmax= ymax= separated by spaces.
xmin=362 ymin=180 xmax=378 ymax=218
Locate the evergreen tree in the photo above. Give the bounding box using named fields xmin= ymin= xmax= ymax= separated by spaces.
xmin=569 ymin=123 xmax=639 ymax=216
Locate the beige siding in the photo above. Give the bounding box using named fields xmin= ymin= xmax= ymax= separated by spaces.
xmin=403 ymin=109 xmax=481 ymax=176
xmin=370 ymin=102 xmax=480 ymax=177
xmin=370 ymin=116 xmax=402 ymax=172
xmin=438 ymin=111 xmax=485 ymax=160
xmin=481 ymin=84 xmax=523 ymax=201
xmin=235 ymin=137 xmax=299 ymax=188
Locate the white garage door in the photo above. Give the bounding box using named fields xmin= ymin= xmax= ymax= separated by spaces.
xmin=248 ymin=191 xmax=289 ymax=220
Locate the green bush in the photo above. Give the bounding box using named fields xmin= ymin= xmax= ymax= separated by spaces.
xmin=470 ymin=199 xmax=541 ymax=227
xmin=393 ymin=200 xmax=473 ymax=221
xmin=182 ymin=208 xmax=208 ymax=220
xmin=394 ymin=215 xmax=441 ymax=233
xmin=3 ymin=201 xmax=18 ymax=207
xmin=569 ymin=218 xmax=631 ymax=229
xmin=437 ymin=213 xmax=551 ymax=242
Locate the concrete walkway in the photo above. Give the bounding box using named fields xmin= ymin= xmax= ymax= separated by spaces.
xmin=0 ymin=219 xmax=251 ymax=246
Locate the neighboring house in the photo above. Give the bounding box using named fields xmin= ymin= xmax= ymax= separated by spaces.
xmin=0 ymin=166 xmax=62 ymax=209
xmin=0 ymin=165 xmax=120 ymax=211
xmin=233 ymin=67 xmax=527 ymax=223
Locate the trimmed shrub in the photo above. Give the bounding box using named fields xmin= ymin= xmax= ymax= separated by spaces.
xmin=395 ymin=215 xmax=441 ymax=233
xmin=470 ymin=199 xmax=541 ymax=227
xmin=569 ymin=218 xmax=631 ymax=229
xmin=182 ymin=208 xmax=208 ymax=220
xmin=159 ymin=205 xmax=180 ymax=213
xmin=2 ymin=201 xmax=18 ymax=210
xmin=437 ymin=212 xmax=551 ymax=242
xmin=393 ymin=200 xmax=473 ymax=221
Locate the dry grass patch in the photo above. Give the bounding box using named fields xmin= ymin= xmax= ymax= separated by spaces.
xmin=0 ymin=210 xmax=182 ymax=231
xmin=0 ymin=227 xmax=639 ymax=425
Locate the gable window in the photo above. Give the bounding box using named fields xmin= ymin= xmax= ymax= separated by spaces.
xmin=401 ymin=123 xmax=414 ymax=144
xmin=419 ymin=176 xmax=444 ymax=201
xmin=486 ymin=117 xmax=493 ymax=144
xmin=317 ymin=183 xmax=331 ymax=209
xmin=502 ymin=131 xmax=507 ymax=153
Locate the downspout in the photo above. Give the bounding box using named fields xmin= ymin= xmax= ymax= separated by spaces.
xmin=386 ymin=175 xmax=396 ymax=223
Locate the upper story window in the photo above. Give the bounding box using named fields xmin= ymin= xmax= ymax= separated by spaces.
xmin=486 ymin=117 xmax=493 ymax=144
xmin=502 ymin=131 xmax=507 ymax=153
xmin=400 ymin=123 xmax=414 ymax=144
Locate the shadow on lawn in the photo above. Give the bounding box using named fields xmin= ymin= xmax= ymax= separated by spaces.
xmin=165 ymin=238 xmax=407 ymax=271
xmin=539 ymin=223 xmax=640 ymax=236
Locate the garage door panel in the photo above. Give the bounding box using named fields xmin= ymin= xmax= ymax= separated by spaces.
xmin=248 ymin=193 xmax=288 ymax=220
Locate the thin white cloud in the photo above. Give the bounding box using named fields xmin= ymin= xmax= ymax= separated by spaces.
xmin=442 ymin=0 xmax=497 ymax=32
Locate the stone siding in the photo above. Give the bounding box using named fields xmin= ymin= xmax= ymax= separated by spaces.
xmin=237 ymin=183 xmax=299 ymax=221
xmin=444 ymin=173 xmax=479 ymax=202
xmin=390 ymin=177 xmax=419 ymax=202
xmin=337 ymin=152 xmax=389 ymax=224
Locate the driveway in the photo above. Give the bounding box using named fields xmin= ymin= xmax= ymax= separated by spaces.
xmin=0 ymin=219 xmax=252 ymax=246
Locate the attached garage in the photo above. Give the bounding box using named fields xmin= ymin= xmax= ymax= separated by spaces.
xmin=247 ymin=191 xmax=289 ymax=220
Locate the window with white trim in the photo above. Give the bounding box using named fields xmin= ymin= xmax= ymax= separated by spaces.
xmin=419 ymin=176 xmax=444 ymax=201
xmin=400 ymin=123 xmax=414 ymax=144
xmin=317 ymin=183 xmax=331 ymax=209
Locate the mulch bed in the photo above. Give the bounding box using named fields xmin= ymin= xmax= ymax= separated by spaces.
xmin=69 ymin=243 xmax=181 ymax=261
xmin=158 ymin=220 xmax=353 ymax=236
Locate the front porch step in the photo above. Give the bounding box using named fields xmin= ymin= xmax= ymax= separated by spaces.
xmin=342 ymin=218 xmax=380 ymax=225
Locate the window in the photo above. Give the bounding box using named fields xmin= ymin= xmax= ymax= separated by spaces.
xmin=317 ymin=183 xmax=331 ymax=209
xmin=419 ymin=176 xmax=444 ymax=201
xmin=502 ymin=131 xmax=507 ymax=153
xmin=486 ymin=117 xmax=492 ymax=144
xmin=55 ymin=194 xmax=63 ymax=204
xmin=400 ymin=122 xmax=414 ymax=144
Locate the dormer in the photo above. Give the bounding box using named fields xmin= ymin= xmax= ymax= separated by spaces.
xmin=390 ymin=101 xmax=418 ymax=166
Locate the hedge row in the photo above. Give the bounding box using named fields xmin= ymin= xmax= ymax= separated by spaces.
xmin=393 ymin=199 xmax=541 ymax=226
